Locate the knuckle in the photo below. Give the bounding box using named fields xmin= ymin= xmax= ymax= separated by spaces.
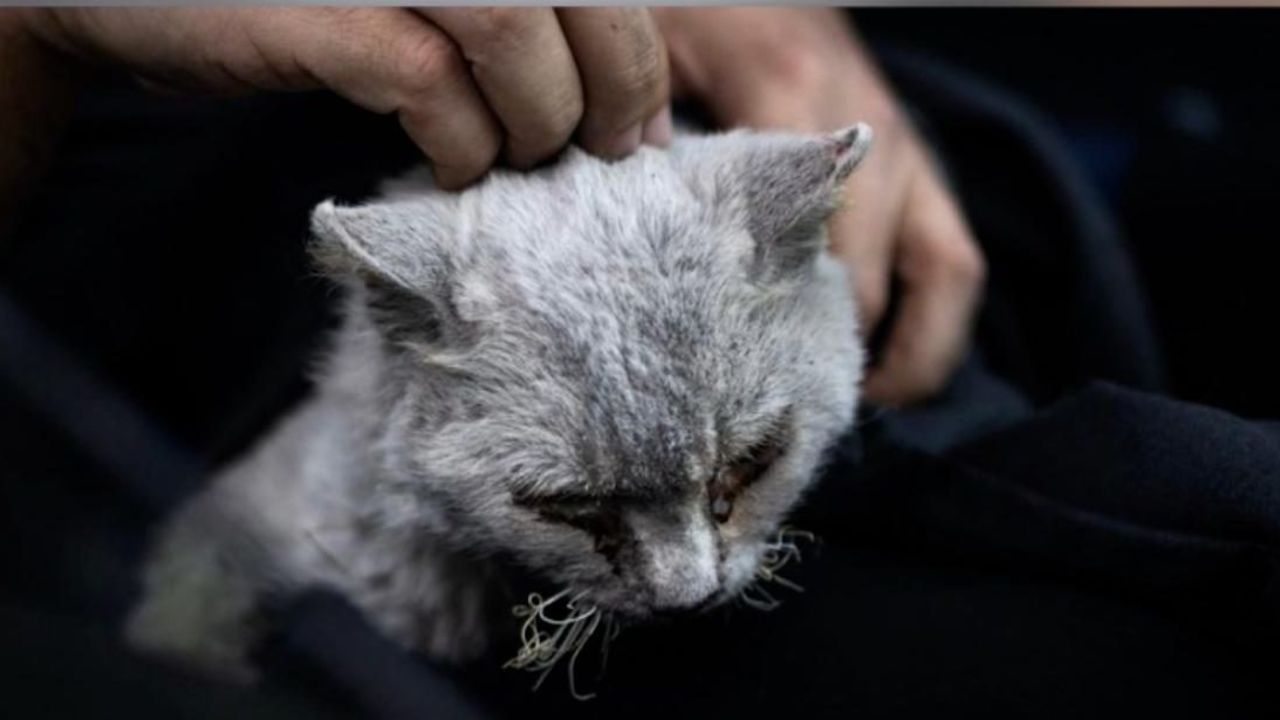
xmin=915 ymin=231 xmax=985 ymax=289
xmin=393 ymin=33 xmax=460 ymax=96
xmin=779 ymin=47 xmax=827 ymax=96
xmin=464 ymin=6 xmax=531 ymax=48
xmin=514 ymin=88 xmax=582 ymax=159
xmin=581 ymin=31 xmax=666 ymax=135
xmin=748 ymin=31 xmax=826 ymax=96
xmin=943 ymin=236 xmax=987 ymax=287
xmin=544 ymin=87 xmax=585 ymax=136
xmin=615 ymin=38 xmax=666 ymax=105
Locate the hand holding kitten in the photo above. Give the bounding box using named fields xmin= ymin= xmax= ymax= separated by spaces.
xmin=11 ymin=6 xmax=671 ymax=189
xmin=656 ymin=7 xmax=987 ymax=406
xmin=4 ymin=6 xmax=983 ymax=406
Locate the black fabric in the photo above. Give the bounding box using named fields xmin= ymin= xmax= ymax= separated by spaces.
xmin=3 ymin=11 xmax=1280 ymax=719
xmin=879 ymin=47 xmax=1166 ymax=405
xmin=862 ymin=9 xmax=1280 ymax=418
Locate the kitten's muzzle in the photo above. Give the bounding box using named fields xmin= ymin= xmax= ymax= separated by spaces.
xmin=651 ymin=591 xmax=724 ymax=619
xmin=605 ymin=578 xmax=722 ymax=620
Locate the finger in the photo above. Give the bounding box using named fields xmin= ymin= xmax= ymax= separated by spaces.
xmin=641 ymin=104 xmax=673 ymax=147
xmin=269 ymin=8 xmax=504 ymax=189
xmin=419 ymin=8 xmax=582 ymax=169
xmin=29 ymin=8 xmax=505 ymax=188
xmin=863 ymin=170 xmax=986 ymax=406
xmin=831 ymin=198 xmax=893 ymax=338
xmin=23 ymin=8 xmax=281 ymax=95
xmin=556 ymin=7 xmax=669 ymax=157
xmin=829 ymin=143 xmax=912 ymax=338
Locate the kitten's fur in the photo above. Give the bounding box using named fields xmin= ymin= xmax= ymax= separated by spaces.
xmin=126 ymin=125 xmax=871 ymax=680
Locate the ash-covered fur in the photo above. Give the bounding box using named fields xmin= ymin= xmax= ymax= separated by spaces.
xmin=126 ymin=125 xmax=871 ymax=679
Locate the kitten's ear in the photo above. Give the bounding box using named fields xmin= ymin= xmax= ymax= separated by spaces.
xmin=746 ymin=124 xmax=871 ymax=275
xmin=700 ymin=123 xmax=872 ymax=277
xmin=310 ymin=199 xmax=453 ymax=292
xmin=310 ymin=199 xmax=461 ymax=345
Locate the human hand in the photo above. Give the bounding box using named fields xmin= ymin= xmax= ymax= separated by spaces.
xmin=655 ymin=7 xmax=986 ymax=406
xmin=17 ymin=7 xmax=671 ymax=189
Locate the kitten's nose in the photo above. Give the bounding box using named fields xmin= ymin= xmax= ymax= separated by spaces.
xmin=629 ymin=509 xmax=721 ymax=613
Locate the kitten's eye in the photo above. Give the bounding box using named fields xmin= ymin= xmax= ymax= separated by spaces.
xmin=708 ymin=436 xmax=786 ymax=524
xmin=535 ymin=498 xmax=604 ymax=526
xmin=531 ymin=499 xmax=625 ymax=557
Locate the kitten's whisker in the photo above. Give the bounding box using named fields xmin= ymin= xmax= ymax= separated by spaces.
xmin=596 ymin=614 xmax=620 ymax=682
xmin=564 ymin=611 xmax=604 ymax=700
xmin=508 ymin=589 xmax=577 ymax=670
xmin=740 ymin=526 xmax=817 ymax=611
xmin=738 ymin=582 xmax=782 ymax=611
xmin=780 ymin=528 xmax=818 ymax=545
xmin=532 ymin=616 xmax=585 ymax=687
xmin=506 ymin=588 xmax=615 ymax=700
xmin=757 ymin=569 xmax=805 ymax=593
xmin=541 ymin=597 xmax=597 ymax=625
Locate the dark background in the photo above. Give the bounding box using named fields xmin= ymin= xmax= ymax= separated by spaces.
xmin=2 ymin=10 xmax=1278 ymax=719
xmin=862 ymin=10 xmax=1280 ymax=418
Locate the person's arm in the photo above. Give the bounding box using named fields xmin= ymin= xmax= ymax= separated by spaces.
xmin=0 ymin=10 xmax=79 ymax=236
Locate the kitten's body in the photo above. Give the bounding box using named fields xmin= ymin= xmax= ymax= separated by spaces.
xmin=127 ymin=126 xmax=870 ymax=679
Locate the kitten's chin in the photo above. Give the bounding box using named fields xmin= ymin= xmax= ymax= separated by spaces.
xmin=723 ymin=545 xmax=767 ymax=592
xmin=548 ymin=582 xmax=698 ymax=622
xmin=546 ymin=547 xmax=771 ymax=621
xmin=591 ymin=595 xmax=727 ymax=623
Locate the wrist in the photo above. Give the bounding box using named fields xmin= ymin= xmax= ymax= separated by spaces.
xmin=0 ymin=9 xmax=82 ymax=235
xmin=0 ymin=9 xmax=85 ymax=115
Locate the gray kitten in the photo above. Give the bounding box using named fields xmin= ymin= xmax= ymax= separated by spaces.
xmin=125 ymin=124 xmax=871 ymax=682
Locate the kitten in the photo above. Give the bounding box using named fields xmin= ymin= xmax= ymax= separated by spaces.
xmin=125 ymin=124 xmax=872 ymax=682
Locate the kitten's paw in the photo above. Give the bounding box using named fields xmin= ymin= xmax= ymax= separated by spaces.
xmin=125 ymin=609 xmax=260 ymax=684
xmin=125 ymin=513 xmax=266 ymax=683
xmin=125 ymin=586 xmax=262 ymax=684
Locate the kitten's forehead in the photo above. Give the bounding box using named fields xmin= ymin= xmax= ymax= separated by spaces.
xmin=417 ymin=141 xmax=855 ymax=502
xmin=465 ymin=147 xmax=752 ymax=330
xmin=448 ymin=150 xmax=774 ymax=499
xmin=475 ymin=148 xmax=717 ymax=254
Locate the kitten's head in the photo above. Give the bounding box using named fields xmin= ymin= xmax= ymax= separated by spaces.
xmin=312 ymin=125 xmax=870 ymax=618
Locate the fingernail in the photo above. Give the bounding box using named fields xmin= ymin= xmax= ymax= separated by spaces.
xmin=642 ymin=106 xmax=673 ymax=147
xmin=598 ymin=123 xmax=643 ymax=159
